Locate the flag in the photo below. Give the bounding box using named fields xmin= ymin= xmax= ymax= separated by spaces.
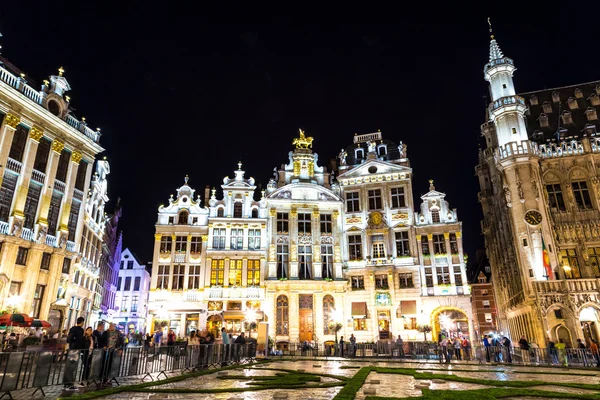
xmin=542 ymin=238 xmax=553 ymax=279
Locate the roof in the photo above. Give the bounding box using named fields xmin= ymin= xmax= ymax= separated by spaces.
xmin=520 ymin=81 xmax=600 ymax=144
xmin=342 ymin=138 xmax=404 ymax=167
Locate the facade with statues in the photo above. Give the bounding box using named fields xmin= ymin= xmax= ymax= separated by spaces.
xmin=148 ymin=130 xmax=472 ymax=344
xmin=476 ymin=27 xmax=600 ymax=346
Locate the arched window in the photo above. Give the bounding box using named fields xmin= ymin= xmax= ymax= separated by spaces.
xmin=251 ymin=208 xmax=259 ymax=218
xmin=377 ymin=144 xmax=387 ymax=156
xmin=178 ymin=210 xmax=189 ymax=225
xmin=323 ymin=295 xmax=335 ymax=334
xmin=355 ymin=148 xmax=364 ymax=160
xmin=217 ymin=207 xmax=224 ymax=217
xmin=276 ymin=295 xmax=289 ymax=335
xmin=431 ymin=209 xmax=440 ymax=223
xmin=234 ymin=202 xmax=243 ymax=218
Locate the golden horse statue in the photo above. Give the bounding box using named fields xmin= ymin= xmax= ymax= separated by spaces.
xmin=293 ymin=129 xmax=313 ymax=149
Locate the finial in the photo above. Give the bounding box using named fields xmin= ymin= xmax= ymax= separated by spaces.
xmin=238 ymin=161 xmax=242 ymax=170
xmin=65 ymin=95 xmax=70 ymax=102
xmin=429 ymin=179 xmax=435 ymax=191
xmin=81 ymin=117 xmax=86 ymax=122
xmin=20 ymin=73 xmax=25 ymax=79
xmin=184 ymin=175 xmax=189 ymax=184
xmin=429 ymin=179 xmax=434 ymax=184
xmin=58 ymin=66 xmax=65 ymax=77
xmin=487 ymin=17 xmax=493 ymax=39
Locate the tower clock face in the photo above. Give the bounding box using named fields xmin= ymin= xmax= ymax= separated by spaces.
xmin=524 ymin=210 xmax=543 ymax=226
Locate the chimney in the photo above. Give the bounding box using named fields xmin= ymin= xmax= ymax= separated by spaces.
xmin=204 ymin=185 xmax=211 ymax=207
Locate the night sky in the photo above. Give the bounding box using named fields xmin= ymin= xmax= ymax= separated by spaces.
xmin=2 ymin=9 xmax=599 ymax=275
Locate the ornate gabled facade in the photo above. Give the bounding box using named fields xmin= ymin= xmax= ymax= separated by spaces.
xmin=337 ymin=132 xmax=472 ymax=342
xmin=148 ymin=177 xmax=209 ymax=335
xmin=477 ymin=25 xmax=600 ymax=346
xmin=0 ymin=51 xmax=103 ymax=333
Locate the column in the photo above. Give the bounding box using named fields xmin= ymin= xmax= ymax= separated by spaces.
xmin=416 ymin=235 xmax=426 ymax=296
xmin=332 ymin=210 xmax=342 ymax=279
xmin=428 ymin=234 xmax=438 ymax=285
xmin=444 ymin=233 xmax=455 ymax=285
xmin=10 ymin=126 xmax=43 ymax=225
xmin=241 ymin=258 xmax=248 ymax=287
xmin=72 ymin=159 xmax=95 ymax=251
xmin=36 ymin=140 xmax=63 ymax=237
xmin=0 ymin=113 xmax=20 ymax=187
xmin=312 ymin=207 xmax=321 ymax=279
xmin=57 ymin=151 xmax=82 ymax=246
xmin=314 ymin=294 xmax=323 ymax=338
xmin=201 ymin=235 xmax=208 ymax=287
xmin=20 ymin=248 xmax=44 ymax=314
xmin=205 ymin=258 xmax=212 ymax=288
xmin=0 ymin=243 xmax=19 ymax=309
xmin=289 ymin=294 xmax=299 ymax=339
xmin=259 ymin=257 xmax=266 ymax=286
xmin=289 ymin=207 xmax=298 ymax=279
xmin=224 ymin=257 xmax=230 ymax=287
xmin=151 ymin=234 xmax=161 ymax=289
xmin=268 ymin=209 xmax=277 ymax=278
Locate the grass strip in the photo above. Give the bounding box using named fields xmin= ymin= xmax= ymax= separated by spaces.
xmin=333 ymin=367 xmax=371 ymax=400
xmin=511 ymin=370 xmax=599 ymax=377
xmin=365 ymin=386 xmax=600 ymax=399
xmin=58 ymin=360 xmax=272 ymax=400
xmin=414 ymin=368 xmax=505 ymax=373
xmin=340 ymin=366 xmax=361 ymax=369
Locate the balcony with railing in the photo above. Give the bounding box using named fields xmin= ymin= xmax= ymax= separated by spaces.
xmin=489 ymin=95 xmax=525 ymax=114
xmin=54 ymin=180 xmax=66 ymax=193
xmin=496 ymin=140 xmax=539 ymax=160
xmin=173 ymin=253 xmax=186 ymax=263
xmin=0 ymin=64 xmax=100 ymax=143
xmin=31 ymin=169 xmax=46 ymax=184
xmin=207 ymin=286 xmax=263 ymax=299
xmin=0 ymin=221 xmax=9 ymax=235
xmin=73 ymin=188 xmax=84 ymax=202
xmin=20 ymin=228 xmax=34 ymax=242
xmin=6 ymin=157 xmax=22 ymax=174
xmin=66 ymin=241 xmax=76 ymax=252
xmin=45 ymin=235 xmax=57 ymax=247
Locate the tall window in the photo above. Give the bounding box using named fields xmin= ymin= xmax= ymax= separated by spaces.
xmin=157 ymin=265 xmax=170 ymax=289
xmin=160 ymin=236 xmax=172 ymax=252
xmin=454 ymin=266 xmax=463 ymax=286
xmin=422 ymin=241 xmax=430 ymax=256
xmin=298 ymin=213 xmax=311 ymax=235
xmin=230 ymin=229 xmax=243 ymax=250
xmin=229 ymin=259 xmax=242 ymax=286
xmin=74 ymin=160 xmax=87 ymax=190
xmin=190 ymin=236 xmax=202 ymax=253
xmin=546 ymin=184 xmax=566 ymax=211
xmin=117 ymin=277 xmax=122 ymax=291
xmin=560 ymin=249 xmax=581 ymax=279
xmin=348 ymin=234 xmax=362 ymax=261
xmin=323 ymin=295 xmax=335 ymax=334
xmin=55 ymin=149 xmax=70 ymax=183
xmin=172 ymin=265 xmax=185 ymax=290
xmin=248 ymin=229 xmax=261 ymax=250
xmin=320 ymin=214 xmax=332 ymax=234
xmin=572 ymin=181 xmax=593 ymax=209
xmin=277 ymin=244 xmax=289 ymax=279
xmin=395 ymin=231 xmax=410 ymax=257
xmin=188 ymin=265 xmax=201 ymax=289
xmin=433 ymin=234 xmax=446 ymax=254
xmin=33 ymin=137 xmax=51 ymax=173
xmin=0 ymin=173 xmax=17 ymax=222
xmin=23 ymin=183 xmax=41 ymax=229
xmin=276 ymin=213 xmax=289 ymax=233
xmin=351 ymin=276 xmax=365 ymax=290
xmin=276 ymin=295 xmax=289 ymax=335
xmin=210 ymin=259 xmax=225 ymax=286
xmin=67 ymin=200 xmax=81 ymax=241
xmin=398 ymin=273 xmax=413 ymax=288
xmin=8 ymin=125 xmax=28 ymax=161
xmin=40 ymin=252 xmax=51 ymax=270
xmin=213 ymin=228 xmax=226 ymax=249
xmin=251 ymin=208 xmax=259 ymax=218
xmin=30 ymin=285 xmax=45 ymax=318
xmin=371 ymin=234 xmax=385 ymax=258
xmin=437 ymin=266 xmax=450 ymax=284
xmin=62 ymin=258 xmax=71 ymax=274
xmin=131 ymin=295 xmax=139 ymax=312
xmin=391 ymin=187 xmax=406 ymax=208
xmin=589 ymin=247 xmax=600 ymax=278
xmin=178 ymin=210 xmax=189 ymax=225
xmin=247 ymin=260 xmax=260 ymax=285
xmin=375 ymin=274 xmax=388 ymax=289
xmin=124 ymin=277 xmax=132 ymax=291
xmin=450 ymin=233 xmax=458 ymax=254
xmin=431 ymin=209 xmax=440 ymax=223
xmin=217 ymin=208 xmax=224 ymax=217
xmin=127 ymin=261 xmax=134 ymax=269
xmin=233 ymin=202 xmax=243 ymax=218
xmin=134 ymin=277 xmax=141 ymax=291
xmin=425 ymin=267 xmax=433 ymax=287
xmin=321 ymin=244 xmax=334 ymax=279
xmin=368 ymin=189 xmax=382 ymax=210
xmin=298 ymin=246 xmax=312 ymax=279
xmin=175 ymin=236 xmax=187 ymax=252
xmin=47 ymin=192 xmax=63 ymax=233
xmin=16 ymin=247 xmax=28 ymax=265
xmin=120 ymin=296 xmax=129 ymax=312
xmin=346 ymin=192 xmax=360 ymax=212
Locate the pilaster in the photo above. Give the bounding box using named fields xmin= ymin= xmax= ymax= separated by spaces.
xmin=0 ymin=112 xmax=20 ymax=187
xmin=58 ymin=152 xmax=81 ymax=242
xmin=0 ymin=243 xmax=19 ymax=310
xmin=10 ymin=126 xmax=42 ymax=223
xmin=36 ymin=140 xmax=63 ymax=231
xmin=39 ymin=252 xmax=64 ymax=321
xmin=290 ymin=206 xmax=298 ymax=278
xmin=20 ymin=248 xmax=43 ymax=314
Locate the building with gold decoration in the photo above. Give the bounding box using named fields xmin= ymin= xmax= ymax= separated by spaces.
xmin=337 ymin=132 xmax=472 ymax=343
xmin=477 ymin=28 xmax=600 ymax=346
xmin=0 ymin=56 xmax=104 ymax=331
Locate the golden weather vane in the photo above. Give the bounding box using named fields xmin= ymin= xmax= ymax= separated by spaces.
xmin=488 ymin=17 xmax=494 ymax=39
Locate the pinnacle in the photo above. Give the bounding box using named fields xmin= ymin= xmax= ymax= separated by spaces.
xmin=489 ymin=37 xmax=504 ymax=62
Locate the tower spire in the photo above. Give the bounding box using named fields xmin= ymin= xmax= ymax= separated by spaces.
xmin=487 ymin=18 xmax=504 ymax=62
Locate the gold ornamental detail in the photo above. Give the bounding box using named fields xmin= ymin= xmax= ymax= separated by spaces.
xmin=187 ymin=234 xmax=192 ymax=241
xmin=71 ymin=151 xmax=83 ymax=164
xmin=391 ymin=212 xmax=409 ymax=220
xmin=290 ymin=207 xmax=297 ymax=217
xmin=269 ymin=208 xmax=277 ymax=217
xmin=455 ymin=231 xmax=462 ymax=238
xmin=29 ymin=126 xmax=44 ymax=142
xmin=292 ymin=128 xmax=313 ymax=149
xmin=416 ymin=234 xmax=422 ymax=241
xmin=427 ymin=233 xmax=433 ymax=240
xmin=293 ymin=160 xmax=301 ymax=176
xmin=332 ymin=210 xmax=339 ymax=219
xmin=346 ymin=216 xmax=361 ymax=224
xmin=201 ymin=235 xmax=208 ymax=241
xmin=443 ymin=232 xmax=450 ymax=239
xmin=308 ymin=161 xmax=314 ymax=176
xmin=312 ymin=207 xmax=319 ymax=217
xmin=4 ymin=113 xmax=20 ymax=129
xmin=154 ymin=233 xmax=162 ymax=241
xmin=51 ymin=140 xmax=65 ymax=154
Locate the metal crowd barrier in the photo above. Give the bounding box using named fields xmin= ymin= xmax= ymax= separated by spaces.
xmin=0 ymin=343 xmax=256 ymax=399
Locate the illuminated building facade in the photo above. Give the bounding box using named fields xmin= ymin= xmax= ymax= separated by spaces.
xmin=0 ymin=54 xmax=103 ymax=332
xmin=476 ymin=27 xmax=600 ymax=345
xmin=114 ymin=248 xmax=151 ymax=333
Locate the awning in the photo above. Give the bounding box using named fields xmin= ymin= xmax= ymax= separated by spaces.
xmin=352 ymin=302 xmax=367 ymax=318
xmin=223 ymin=311 xmax=245 ymax=319
xmin=401 ymin=300 xmax=417 ymax=315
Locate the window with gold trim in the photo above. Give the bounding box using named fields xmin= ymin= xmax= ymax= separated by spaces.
xmin=276 ymin=295 xmax=289 ymax=335
xmin=229 ymin=259 xmax=242 ymax=286
xmin=560 ymin=249 xmax=581 ymax=279
xmin=210 ymin=259 xmax=225 ymax=286
xmin=588 ymin=247 xmax=600 ymax=277
xmin=323 ymin=295 xmax=335 ymax=334
xmin=247 ymin=259 xmax=260 ymax=286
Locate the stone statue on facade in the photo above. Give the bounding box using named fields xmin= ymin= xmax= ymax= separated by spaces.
xmin=503 ymin=185 xmax=512 ymax=207
xmin=37 ymin=225 xmax=47 ymax=243
xmin=367 ymin=140 xmax=376 ymax=153
xmin=531 ymin=179 xmax=540 ymax=200
xmin=516 ymin=180 xmax=524 ymax=202
xmin=11 ymin=219 xmax=22 ymax=237
xmin=59 ymin=232 xmax=67 ymax=248
xmin=338 ymin=149 xmax=347 ymax=165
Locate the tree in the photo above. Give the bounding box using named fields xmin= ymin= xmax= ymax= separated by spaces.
xmin=417 ymin=324 xmax=432 ymax=342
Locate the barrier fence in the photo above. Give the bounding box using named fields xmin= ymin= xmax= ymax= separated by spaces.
xmin=1 ymin=341 xmax=598 ymax=398
xmin=0 ymin=343 xmax=256 ymax=399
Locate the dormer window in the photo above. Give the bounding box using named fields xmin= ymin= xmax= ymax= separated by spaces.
xmin=575 ymin=88 xmax=583 ymax=99
xmin=586 ymin=108 xmax=598 ymax=121
xmin=562 ymin=111 xmax=573 ymax=125
xmin=552 ymin=91 xmax=560 ymax=103
xmin=539 ymin=113 xmax=549 ymax=127
xmin=178 ymin=210 xmax=189 ymax=225
xmin=431 ymin=209 xmax=440 ymax=223
xmin=251 ymin=208 xmax=259 ymax=218
xmin=584 ymin=124 xmax=597 ymax=136
xmin=589 ymin=94 xmax=600 ymax=106
xmin=530 ymin=95 xmax=539 ymax=106
xmin=355 ymin=148 xmax=364 ymax=160
xmin=233 ymin=202 xmax=243 ymax=218
xmin=377 ymin=144 xmax=387 ymax=156
xmin=542 ymin=102 xmax=553 ymax=113
xmin=217 ymin=207 xmax=224 ymax=217
xmin=567 ymin=97 xmax=578 ymax=110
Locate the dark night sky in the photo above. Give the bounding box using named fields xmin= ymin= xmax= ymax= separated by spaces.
xmin=2 ymin=8 xmax=599 ymax=274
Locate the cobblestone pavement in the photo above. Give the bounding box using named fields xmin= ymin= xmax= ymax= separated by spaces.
xmin=7 ymin=358 xmax=600 ymax=399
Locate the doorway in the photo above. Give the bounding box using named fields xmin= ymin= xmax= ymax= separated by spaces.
xmin=556 ymin=325 xmax=573 ymax=348
xmin=378 ymin=311 xmax=390 ymax=339
xmin=299 ymin=294 xmax=314 ymax=342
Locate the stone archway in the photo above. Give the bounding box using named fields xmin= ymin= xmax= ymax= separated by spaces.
xmin=430 ymin=306 xmax=470 ymax=341
xmin=555 ymin=325 xmax=573 ymax=348
xmin=578 ymin=304 xmax=600 ymax=344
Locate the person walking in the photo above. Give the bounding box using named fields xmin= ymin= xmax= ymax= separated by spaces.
xmin=453 ymin=338 xmax=462 ymax=361
xmin=547 ymin=337 xmax=559 ymax=365
xmin=483 ymin=335 xmax=491 ymax=363
xmin=590 ymin=339 xmax=599 ymax=367
xmin=102 ymin=323 xmax=124 ymax=385
xmin=63 ymin=317 xmax=85 ymax=390
xmin=350 ymin=334 xmax=357 ymax=358
xmin=221 ymin=327 xmax=230 ymax=365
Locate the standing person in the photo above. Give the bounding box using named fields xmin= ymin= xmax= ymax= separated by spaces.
xmin=81 ymin=327 xmax=94 ymax=385
xmin=518 ymin=336 xmax=530 ymax=364
xmin=350 ymin=334 xmax=357 ymax=358
xmin=221 ymin=327 xmax=229 ymax=365
xmin=547 ymin=337 xmax=559 ymax=365
xmin=556 ymin=339 xmax=567 ymax=366
xmin=453 ymin=338 xmax=462 ymax=361
xmin=167 ymin=329 xmax=176 ymax=346
xmin=153 ymin=329 xmax=163 ymax=347
xmin=590 ymin=339 xmax=599 ymax=367
xmin=93 ymin=323 xmax=106 ymax=349
xmin=102 ymin=323 xmax=124 ymax=385
xmin=339 ymin=336 xmax=345 ymax=357
xmin=63 ymin=317 xmax=85 ymax=390
xmin=502 ymin=336 xmax=513 ymax=363
xmin=395 ymin=335 xmax=403 ymax=358
xmin=483 ymin=335 xmax=491 ymax=362
xmin=440 ymin=337 xmax=450 ymax=363
xmin=462 ymin=337 xmax=471 ymax=361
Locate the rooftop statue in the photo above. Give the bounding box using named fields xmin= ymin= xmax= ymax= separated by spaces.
xmin=293 ymin=128 xmax=313 ymax=149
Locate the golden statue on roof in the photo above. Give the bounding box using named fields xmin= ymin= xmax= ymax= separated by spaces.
xmin=293 ymin=128 xmax=313 ymax=149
